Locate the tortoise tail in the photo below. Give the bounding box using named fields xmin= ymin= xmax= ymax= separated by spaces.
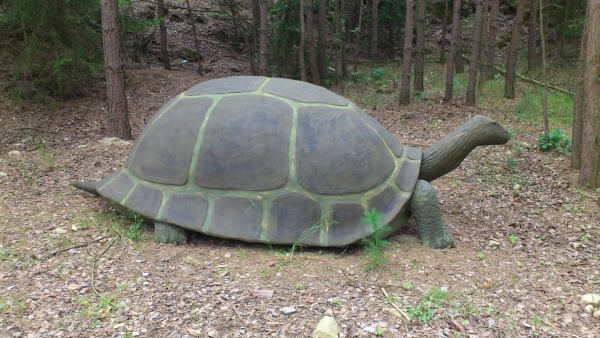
xmin=72 ymin=181 xmax=101 ymax=196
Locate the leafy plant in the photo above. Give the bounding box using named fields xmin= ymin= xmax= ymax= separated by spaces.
xmin=537 ymin=128 xmax=571 ymax=153
xmin=403 ymin=282 xmax=413 ymax=290
xmin=407 ymin=286 xmax=449 ymax=322
xmin=507 ymin=235 xmax=519 ymax=244
xmin=125 ymin=213 xmax=144 ymax=241
xmin=360 ymin=208 xmax=391 ymax=271
xmin=476 ymin=252 xmax=485 ymax=260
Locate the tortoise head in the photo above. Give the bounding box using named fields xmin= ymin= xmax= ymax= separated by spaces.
xmin=418 ymin=115 xmax=511 ymax=182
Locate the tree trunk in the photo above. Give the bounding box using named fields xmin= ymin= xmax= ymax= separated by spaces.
xmin=353 ymin=0 xmax=364 ymax=73
xmin=577 ymin=0 xmax=600 ymax=189
xmin=299 ymin=0 xmax=307 ymax=82
xmin=485 ymin=0 xmax=499 ymax=79
xmin=440 ymin=0 xmax=449 ymax=64
xmin=479 ymin=0 xmax=489 ymax=85
xmin=454 ymin=22 xmax=464 ymax=73
xmin=444 ymin=0 xmax=461 ymax=101
xmin=259 ymin=0 xmax=268 ymax=76
xmin=251 ymin=0 xmax=260 ymax=42
xmin=371 ymin=0 xmax=378 ymax=61
xmin=400 ymin=0 xmax=414 ymax=105
xmin=157 ymin=0 xmax=171 ymax=70
xmin=572 ymin=0 xmax=589 ymax=170
xmin=340 ymin=0 xmax=348 ymax=77
xmin=414 ymin=0 xmax=426 ymax=92
xmin=539 ymin=0 xmax=548 ymax=142
xmin=466 ymin=0 xmax=483 ymax=105
xmin=306 ymin=0 xmax=320 ymax=84
xmin=100 ymin=0 xmax=132 ymax=140
xmin=185 ymin=0 xmax=203 ymax=75
xmin=527 ymin=0 xmax=537 ymax=68
xmin=317 ymin=0 xmax=328 ymax=80
xmin=505 ymin=0 xmax=526 ymax=99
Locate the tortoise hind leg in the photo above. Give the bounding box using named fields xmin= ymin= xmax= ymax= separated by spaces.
xmin=154 ymin=222 xmax=190 ymax=245
xmin=409 ymin=180 xmax=456 ymax=249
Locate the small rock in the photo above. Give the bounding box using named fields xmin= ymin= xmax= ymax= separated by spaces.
xmin=312 ymin=316 xmax=339 ymax=338
xmin=280 ymin=306 xmax=297 ymax=315
xmin=594 ymin=310 xmax=600 ymax=320
xmin=224 ymin=253 xmax=231 ymax=258
xmin=8 ymin=150 xmax=21 ymax=156
xmin=53 ymin=228 xmax=68 ymax=234
xmin=363 ymin=326 xmax=377 ymax=334
xmin=488 ymin=240 xmax=500 ymax=248
xmin=67 ymin=284 xmax=81 ymax=291
xmin=580 ymin=294 xmax=600 ymax=307
xmin=0 ymin=172 xmax=7 ymax=179
xmin=188 ymin=328 xmax=203 ymax=337
xmin=99 ymin=137 xmax=132 ymax=147
xmin=584 ymin=305 xmax=594 ymax=314
xmin=250 ymin=289 xmax=274 ymax=298
xmin=572 ymin=242 xmax=581 ymax=249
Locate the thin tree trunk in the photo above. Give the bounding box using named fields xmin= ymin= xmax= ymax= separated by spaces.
xmin=485 ymin=0 xmax=499 ymax=79
xmin=479 ymin=0 xmax=489 ymax=85
xmin=340 ymin=0 xmax=348 ymax=77
xmin=444 ymin=0 xmax=461 ymax=101
xmin=440 ymin=0 xmax=449 ymax=64
xmin=527 ymin=0 xmax=537 ymax=69
xmin=306 ymin=0 xmax=320 ymax=84
xmin=559 ymin=0 xmax=570 ymax=57
xmin=571 ymin=0 xmax=588 ymax=170
xmin=372 ymin=0 xmax=379 ymax=61
xmin=185 ymin=0 xmax=203 ymax=75
xmin=259 ymin=0 xmax=268 ymax=76
xmin=157 ymin=0 xmax=171 ymax=70
xmin=454 ymin=22 xmax=464 ymax=73
xmin=414 ymin=0 xmax=426 ymax=92
xmin=578 ymin=0 xmax=600 ymax=189
xmin=251 ymin=0 xmax=260 ymax=43
xmin=353 ymin=0 xmax=364 ymax=73
xmin=299 ymin=0 xmax=307 ymax=81
xmin=539 ymin=0 xmax=548 ymax=142
xmin=400 ymin=0 xmax=414 ymax=105
xmin=466 ymin=0 xmax=483 ymax=105
xmin=317 ymin=0 xmax=328 ymax=80
xmin=505 ymin=0 xmax=526 ymax=99
xmin=100 ymin=0 xmax=132 ymax=140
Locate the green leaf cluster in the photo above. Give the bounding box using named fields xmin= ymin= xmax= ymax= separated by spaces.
xmin=360 ymin=208 xmax=391 ymax=271
xmin=537 ymin=127 xmax=571 ymax=153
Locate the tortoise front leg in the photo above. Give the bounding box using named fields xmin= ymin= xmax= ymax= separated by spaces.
xmin=409 ymin=180 xmax=456 ymax=249
xmin=154 ymin=222 xmax=190 ymax=245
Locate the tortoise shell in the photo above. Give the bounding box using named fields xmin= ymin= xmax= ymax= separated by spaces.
xmin=93 ymin=77 xmax=422 ymax=246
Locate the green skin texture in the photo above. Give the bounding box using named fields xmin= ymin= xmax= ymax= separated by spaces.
xmin=74 ymin=77 xmax=511 ymax=249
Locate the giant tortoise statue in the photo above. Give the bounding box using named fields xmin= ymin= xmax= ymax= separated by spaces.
xmin=74 ymin=76 xmax=510 ymax=249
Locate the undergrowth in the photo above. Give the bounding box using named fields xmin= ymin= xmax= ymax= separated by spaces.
xmin=360 ymin=208 xmax=391 ymax=271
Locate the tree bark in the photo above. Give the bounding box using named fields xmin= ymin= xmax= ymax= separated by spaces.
xmin=577 ymin=0 xmax=600 ymax=189
xmin=100 ymin=0 xmax=132 ymax=140
xmin=157 ymin=0 xmax=171 ymax=70
xmin=306 ymin=0 xmax=320 ymax=84
xmin=299 ymin=0 xmax=307 ymax=82
xmin=400 ymin=0 xmax=414 ymax=105
xmin=259 ymin=0 xmax=268 ymax=76
xmin=353 ymin=0 xmax=364 ymax=73
xmin=440 ymin=0 xmax=449 ymax=64
xmin=572 ymin=0 xmax=589 ymax=170
xmin=539 ymin=0 xmax=548 ymax=142
xmin=185 ymin=0 xmax=203 ymax=75
xmin=479 ymin=0 xmax=489 ymax=85
xmin=466 ymin=0 xmax=483 ymax=105
xmin=485 ymin=0 xmax=499 ymax=79
xmin=444 ymin=0 xmax=461 ymax=101
xmin=371 ymin=0 xmax=378 ymax=61
xmin=527 ymin=0 xmax=537 ymax=68
xmin=317 ymin=0 xmax=328 ymax=80
xmin=505 ymin=0 xmax=526 ymax=99
xmin=414 ymin=0 xmax=426 ymax=92
xmin=454 ymin=23 xmax=464 ymax=73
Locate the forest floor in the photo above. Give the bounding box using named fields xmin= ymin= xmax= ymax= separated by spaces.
xmin=1 ymin=2 xmax=599 ymax=337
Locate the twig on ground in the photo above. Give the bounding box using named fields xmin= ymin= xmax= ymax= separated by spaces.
xmin=381 ymin=287 xmax=411 ymax=321
xmin=40 ymin=235 xmax=112 ymax=261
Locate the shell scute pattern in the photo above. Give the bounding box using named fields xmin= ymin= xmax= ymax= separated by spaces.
xmin=92 ymin=77 xmax=422 ymax=246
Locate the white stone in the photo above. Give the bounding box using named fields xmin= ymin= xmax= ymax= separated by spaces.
xmin=0 ymin=172 xmax=7 ymax=179
xmin=594 ymin=310 xmax=600 ymax=320
xmin=580 ymin=294 xmax=600 ymax=307
xmin=584 ymin=304 xmax=594 ymax=314
xmin=8 ymin=150 xmax=21 ymax=156
xmin=53 ymin=228 xmax=68 ymax=234
xmin=312 ymin=316 xmax=339 ymax=338
xmin=99 ymin=137 xmax=132 ymax=147
xmin=280 ymin=306 xmax=297 ymax=315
